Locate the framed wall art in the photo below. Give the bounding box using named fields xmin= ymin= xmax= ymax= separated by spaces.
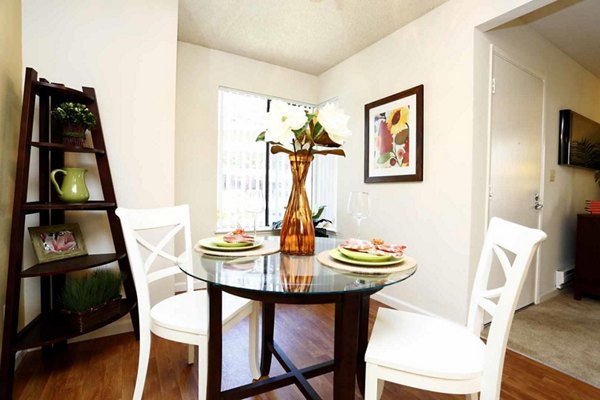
xmin=364 ymin=84 xmax=424 ymax=183
xmin=28 ymin=223 xmax=87 ymax=263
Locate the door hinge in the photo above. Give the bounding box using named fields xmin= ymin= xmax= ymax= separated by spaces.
xmin=491 ymin=78 xmax=496 ymax=95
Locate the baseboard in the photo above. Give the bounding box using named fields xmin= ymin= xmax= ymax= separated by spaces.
xmin=371 ymin=292 xmax=438 ymax=317
xmin=539 ymin=288 xmax=561 ymax=303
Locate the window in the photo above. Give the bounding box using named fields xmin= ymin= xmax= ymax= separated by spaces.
xmin=217 ymin=88 xmax=337 ymax=232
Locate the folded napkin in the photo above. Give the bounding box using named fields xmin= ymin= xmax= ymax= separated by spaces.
xmin=339 ymin=238 xmax=406 ymax=258
xmin=223 ymin=228 xmax=255 ymax=244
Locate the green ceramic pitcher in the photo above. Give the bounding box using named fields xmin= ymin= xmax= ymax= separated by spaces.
xmin=50 ymin=167 xmax=90 ymax=203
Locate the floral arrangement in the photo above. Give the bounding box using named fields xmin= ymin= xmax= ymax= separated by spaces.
xmin=256 ymin=100 xmax=351 ymax=157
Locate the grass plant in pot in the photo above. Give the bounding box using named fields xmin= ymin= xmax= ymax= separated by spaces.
xmin=51 ymin=102 xmax=96 ymax=147
xmin=61 ymin=270 xmax=122 ymax=332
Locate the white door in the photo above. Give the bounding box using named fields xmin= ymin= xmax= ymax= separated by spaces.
xmin=488 ymin=52 xmax=544 ymax=309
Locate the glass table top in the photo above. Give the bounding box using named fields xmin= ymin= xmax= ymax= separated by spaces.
xmin=179 ymin=237 xmax=417 ymax=296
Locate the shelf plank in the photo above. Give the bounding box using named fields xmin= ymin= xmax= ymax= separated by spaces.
xmin=29 ymin=141 xmax=105 ymax=154
xmin=21 ymin=201 xmax=116 ymax=213
xmin=12 ymin=299 xmax=135 ymax=351
xmin=32 ymin=81 xmax=94 ymax=104
xmin=21 ymin=253 xmax=126 ymax=277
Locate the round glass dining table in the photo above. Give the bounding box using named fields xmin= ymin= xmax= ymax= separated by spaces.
xmin=179 ymin=237 xmax=417 ymax=400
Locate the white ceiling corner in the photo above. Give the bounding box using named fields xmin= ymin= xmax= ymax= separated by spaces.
xmin=178 ymin=0 xmax=600 ymax=79
xmin=520 ymin=0 xmax=600 ymax=78
xmin=177 ymin=0 xmax=449 ymax=75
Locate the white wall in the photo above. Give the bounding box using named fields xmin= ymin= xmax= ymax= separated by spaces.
xmin=175 ymin=42 xmax=319 ymax=242
xmin=318 ymin=0 xmax=555 ymax=322
xmin=475 ymin=21 xmax=600 ymax=298
xmin=0 ymin=0 xmax=22 ymax=356
xmin=21 ymin=0 xmax=178 ymax=335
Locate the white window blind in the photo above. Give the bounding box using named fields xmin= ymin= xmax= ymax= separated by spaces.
xmin=216 ymin=88 xmax=338 ymax=232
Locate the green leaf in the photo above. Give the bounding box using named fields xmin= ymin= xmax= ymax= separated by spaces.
xmin=312 ymin=122 xmax=324 ymax=140
xmin=377 ymin=151 xmax=395 ymax=164
xmin=256 ymin=131 xmax=266 ymax=142
xmin=312 ymin=205 xmax=326 ymax=219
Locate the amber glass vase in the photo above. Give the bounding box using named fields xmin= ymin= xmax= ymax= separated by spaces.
xmin=280 ymin=153 xmax=315 ymax=255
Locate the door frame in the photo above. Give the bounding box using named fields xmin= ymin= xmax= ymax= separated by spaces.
xmin=484 ymin=45 xmax=547 ymax=304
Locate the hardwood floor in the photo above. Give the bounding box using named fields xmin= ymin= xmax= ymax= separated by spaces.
xmin=13 ymin=301 xmax=600 ymax=399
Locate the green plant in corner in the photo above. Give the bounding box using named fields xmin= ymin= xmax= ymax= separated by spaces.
xmin=272 ymin=205 xmax=332 ymax=237
xmin=62 ymin=270 xmax=122 ymax=313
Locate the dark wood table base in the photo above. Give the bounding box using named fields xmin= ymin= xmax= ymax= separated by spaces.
xmin=207 ymin=284 xmax=376 ymax=400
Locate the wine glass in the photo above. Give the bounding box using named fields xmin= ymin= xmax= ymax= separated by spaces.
xmin=347 ymin=191 xmax=371 ymax=239
xmin=245 ymin=189 xmax=265 ymax=241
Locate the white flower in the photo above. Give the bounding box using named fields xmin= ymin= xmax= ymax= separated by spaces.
xmin=318 ymin=103 xmax=351 ymax=145
xmin=264 ymin=100 xmax=308 ymax=144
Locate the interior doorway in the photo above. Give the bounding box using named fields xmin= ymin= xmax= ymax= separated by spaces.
xmin=488 ymin=49 xmax=545 ymax=309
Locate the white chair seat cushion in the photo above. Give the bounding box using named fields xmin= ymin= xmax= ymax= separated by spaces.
xmin=150 ymin=290 xmax=252 ymax=335
xmin=365 ymin=308 xmax=485 ymax=380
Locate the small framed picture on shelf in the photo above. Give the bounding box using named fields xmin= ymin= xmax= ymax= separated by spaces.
xmin=28 ymin=223 xmax=87 ymax=263
xmin=364 ymin=84 xmax=424 ymax=183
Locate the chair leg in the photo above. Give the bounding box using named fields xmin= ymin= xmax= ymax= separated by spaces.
xmin=197 ymin=337 xmax=209 ymax=400
xmin=248 ymin=302 xmax=261 ymax=380
xmin=187 ymin=344 xmax=195 ymax=365
xmin=133 ymin=330 xmax=151 ymax=400
xmin=364 ymin=363 xmax=384 ymax=400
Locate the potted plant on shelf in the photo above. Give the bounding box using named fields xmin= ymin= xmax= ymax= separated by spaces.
xmin=272 ymin=205 xmax=332 ymax=238
xmin=51 ymin=102 xmax=96 ymax=147
xmin=61 ymin=270 xmax=122 ymax=332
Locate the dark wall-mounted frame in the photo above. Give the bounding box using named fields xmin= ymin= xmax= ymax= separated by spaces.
xmin=364 ymin=85 xmax=423 ymax=183
xmin=559 ymin=109 xmax=600 ymax=169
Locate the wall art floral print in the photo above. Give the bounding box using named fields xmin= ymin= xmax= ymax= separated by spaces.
xmin=364 ymin=85 xmax=423 ymax=183
xmin=28 ymin=223 xmax=87 ymax=263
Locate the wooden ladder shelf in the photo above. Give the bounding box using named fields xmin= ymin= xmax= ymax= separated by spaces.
xmin=0 ymin=68 xmax=139 ymax=399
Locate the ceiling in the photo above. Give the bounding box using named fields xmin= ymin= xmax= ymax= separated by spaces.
xmin=178 ymin=0 xmax=600 ymax=79
xmin=521 ymin=0 xmax=600 ymax=78
xmin=178 ymin=0 xmax=449 ymax=75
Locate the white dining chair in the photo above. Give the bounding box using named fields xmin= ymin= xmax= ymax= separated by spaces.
xmin=364 ymin=217 xmax=547 ymax=400
xmin=116 ymin=205 xmax=260 ymax=400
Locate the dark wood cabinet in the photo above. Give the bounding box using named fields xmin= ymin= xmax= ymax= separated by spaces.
xmin=0 ymin=68 xmax=138 ymax=399
xmin=574 ymin=213 xmax=600 ymax=300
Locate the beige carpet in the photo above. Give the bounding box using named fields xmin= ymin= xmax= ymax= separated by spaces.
xmin=485 ymin=289 xmax=600 ymax=388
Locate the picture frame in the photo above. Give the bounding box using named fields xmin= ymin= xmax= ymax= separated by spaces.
xmin=28 ymin=223 xmax=87 ymax=263
xmin=364 ymin=84 xmax=424 ymax=183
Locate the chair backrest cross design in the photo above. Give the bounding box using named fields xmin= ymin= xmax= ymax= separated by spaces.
xmin=364 ymin=217 xmax=546 ymax=400
xmin=467 ymin=217 xmax=547 ymax=399
xmin=116 ymin=205 xmax=194 ymax=319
